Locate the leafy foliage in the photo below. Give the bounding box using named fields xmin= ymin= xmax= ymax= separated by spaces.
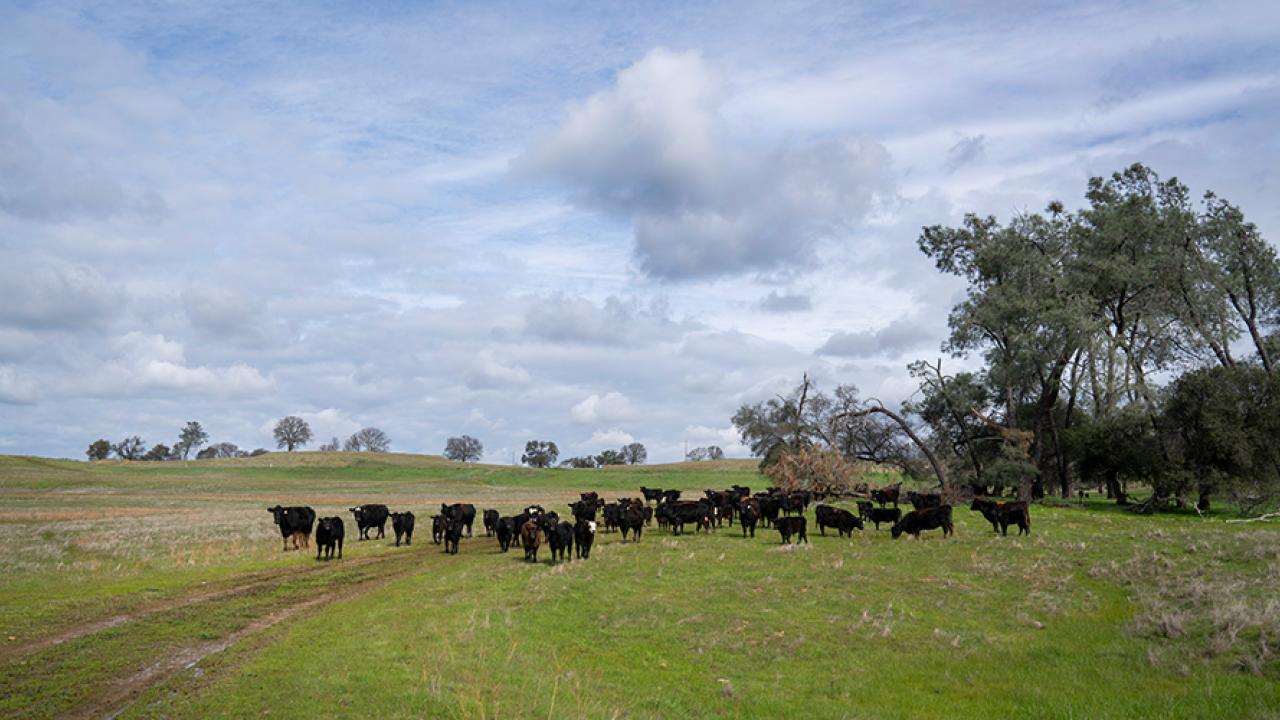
xmin=521 ymin=440 xmax=559 ymax=468
xmin=444 ymin=435 xmax=484 ymax=462
xmin=273 ymin=416 xmax=312 ymax=452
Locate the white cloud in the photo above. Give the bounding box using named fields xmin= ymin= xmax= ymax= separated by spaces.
xmin=465 ymin=350 xmax=531 ymax=389
xmin=588 ymin=428 xmax=635 ymax=446
xmin=570 ymin=391 xmax=634 ymax=424
xmin=0 ymin=366 xmax=40 ymax=405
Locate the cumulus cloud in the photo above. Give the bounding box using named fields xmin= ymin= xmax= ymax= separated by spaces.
xmin=465 ymin=350 xmax=531 ymax=389
xmin=0 ymin=260 xmax=124 ymax=331
xmin=0 ymin=366 xmax=41 ymax=405
xmin=758 ymin=290 xmax=812 ymax=313
xmin=588 ymin=428 xmax=635 ymax=446
xmin=517 ymin=48 xmax=891 ymax=279
xmin=816 ymin=317 xmax=936 ymax=358
xmin=95 ymin=332 xmax=274 ymax=396
xmin=570 ymin=391 xmax=634 ymax=424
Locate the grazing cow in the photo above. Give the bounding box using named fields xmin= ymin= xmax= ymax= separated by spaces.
xmin=440 ymin=503 xmax=477 ymax=537
xmin=907 ymin=491 xmax=942 ymax=511
xmin=814 ymin=505 xmax=863 ymax=537
xmin=970 ymin=498 xmax=1031 ymax=536
xmin=548 ymin=521 xmax=575 ymax=563
xmin=349 ymin=504 xmax=390 ymax=540
xmin=757 ymin=495 xmax=781 ymax=528
xmin=775 ymin=516 xmax=808 ymax=544
xmin=619 ymin=505 xmax=645 ymax=542
xmin=390 ymin=511 xmax=415 ymax=547
xmin=496 ymin=516 xmax=517 ymax=552
xmin=483 ymin=509 xmax=500 ymax=537
xmin=661 ymin=489 xmax=682 ymax=505
xmin=640 ymin=486 xmax=664 ymax=505
xmin=864 ymin=506 xmax=902 ymax=530
xmin=574 ymin=519 xmax=597 ymax=559
xmin=520 ymin=519 xmax=542 ymax=563
xmin=891 ymin=505 xmax=954 ymax=539
xmin=268 ymin=505 xmax=316 ymax=551
xmin=871 ymin=483 xmax=902 ymax=507
xmin=431 ymin=514 xmax=446 ymax=544
xmin=314 ymin=516 xmax=344 ymax=560
xmin=442 ymin=516 xmax=463 ymax=554
xmin=664 ymin=501 xmax=713 ymax=535
xmin=739 ymin=503 xmax=758 ymax=538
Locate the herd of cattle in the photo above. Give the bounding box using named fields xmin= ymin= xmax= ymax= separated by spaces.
xmin=266 ymin=484 xmax=1031 ymax=563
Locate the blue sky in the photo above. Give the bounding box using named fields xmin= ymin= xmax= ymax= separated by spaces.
xmin=2 ymin=1 xmax=1278 ymax=461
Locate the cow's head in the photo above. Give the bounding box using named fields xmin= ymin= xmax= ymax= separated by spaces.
xmin=267 ymin=506 xmax=285 ymax=524
xmin=890 ymin=523 xmax=904 ymax=539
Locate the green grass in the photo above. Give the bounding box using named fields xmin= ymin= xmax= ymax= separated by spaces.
xmin=1 ymin=452 xmax=1278 ymax=719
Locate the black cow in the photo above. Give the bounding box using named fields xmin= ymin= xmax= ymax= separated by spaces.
xmin=663 ymin=501 xmax=712 ymax=535
xmin=775 ymin=516 xmax=808 ymax=544
xmin=814 ymin=505 xmax=863 ymax=537
xmin=642 ymin=506 xmax=654 ymax=526
xmin=314 ymin=516 xmax=344 ymax=560
xmin=520 ymin=519 xmax=541 ymax=563
xmin=568 ymin=500 xmax=597 ymax=523
xmin=738 ymin=502 xmax=758 ymax=538
xmin=781 ymin=491 xmax=809 ymax=516
xmin=864 ymin=506 xmax=902 ymax=530
xmin=871 ymin=483 xmax=901 ymax=507
xmin=441 ymin=503 xmax=477 ymax=537
xmin=661 ymin=489 xmax=682 ymax=504
xmin=268 ymin=505 xmax=316 ymax=551
xmin=349 ymin=504 xmax=389 ymax=540
xmin=757 ymin=495 xmax=781 ymax=528
xmin=442 ymin=516 xmax=463 ymax=555
xmin=483 ymin=509 xmax=500 ymax=537
xmin=390 ymin=511 xmax=415 ymax=547
xmin=602 ymin=503 xmax=622 ymax=533
xmin=431 ymin=514 xmax=446 ymax=544
xmin=907 ymin=491 xmax=942 ymax=511
xmin=891 ymin=505 xmax=954 ymax=539
xmin=619 ymin=505 xmax=645 ymax=542
xmin=496 ymin=516 xmax=516 ymax=552
xmin=548 ymin=521 xmax=575 ymax=563
xmin=640 ymin=486 xmax=664 ymax=504
xmin=574 ymin=519 xmax=596 ymax=559
xmin=970 ymin=498 xmax=1031 ymax=536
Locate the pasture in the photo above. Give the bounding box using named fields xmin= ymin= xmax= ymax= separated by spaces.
xmin=1 ymin=453 xmax=1278 ymax=719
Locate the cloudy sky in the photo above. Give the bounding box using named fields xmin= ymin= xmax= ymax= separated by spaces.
xmin=2 ymin=1 xmax=1277 ymax=462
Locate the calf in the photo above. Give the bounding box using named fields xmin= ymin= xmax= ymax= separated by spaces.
xmin=520 ymin=519 xmax=541 ymax=563
xmin=640 ymin=486 xmax=664 ymax=504
xmin=738 ymin=503 xmax=758 ymax=538
xmin=891 ymin=505 xmax=954 ymax=539
xmin=970 ymin=498 xmax=1031 ymax=536
xmin=483 ymin=509 xmax=499 ymax=536
xmin=856 ymin=500 xmax=874 ymax=521
xmin=441 ymin=503 xmax=477 ymax=537
xmin=815 ymin=505 xmax=863 ymax=537
xmin=496 ymin=516 xmax=516 ymax=552
xmin=775 ymin=516 xmax=808 ymax=545
xmin=349 ymin=504 xmax=390 ymax=540
xmin=865 ymin=506 xmax=902 ymax=530
xmin=574 ymin=519 xmax=597 ymax=559
xmin=907 ymin=491 xmax=942 ymax=510
xmin=442 ymin=516 xmax=463 ymax=555
xmin=268 ymin=505 xmax=316 ymax=551
xmin=548 ymin=521 xmax=575 ymax=563
xmin=619 ymin=505 xmax=645 ymax=542
xmin=431 ymin=514 xmax=446 ymax=544
xmin=390 ymin=511 xmax=415 ymax=547
xmin=314 ymin=516 xmax=344 ymax=560
xmin=602 ymin=503 xmax=622 ymax=533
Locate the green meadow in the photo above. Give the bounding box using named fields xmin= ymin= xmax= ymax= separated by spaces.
xmin=1 ymin=453 xmax=1277 ymax=719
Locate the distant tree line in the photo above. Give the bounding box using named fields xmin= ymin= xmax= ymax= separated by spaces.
xmin=734 ymin=164 xmax=1280 ymax=515
xmin=86 ymin=420 xmax=266 ymax=462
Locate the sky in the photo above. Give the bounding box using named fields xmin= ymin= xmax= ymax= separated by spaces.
xmin=1 ymin=1 xmax=1278 ymax=462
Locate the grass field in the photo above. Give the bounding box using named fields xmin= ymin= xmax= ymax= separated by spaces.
xmin=1 ymin=452 xmax=1278 ymax=719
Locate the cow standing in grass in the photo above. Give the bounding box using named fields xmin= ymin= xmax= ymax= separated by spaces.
xmin=815 ymin=505 xmax=863 ymax=537
xmin=520 ymin=520 xmax=542 ymax=563
xmin=441 ymin=503 xmax=476 ymax=538
xmin=349 ymin=504 xmax=389 ymax=540
xmin=483 ymin=509 xmax=499 ymax=537
xmin=970 ymin=498 xmax=1031 ymax=536
xmin=315 ymin=516 xmax=344 ymax=560
xmin=574 ymin=519 xmax=596 ymax=559
xmin=442 ymin=516 xmax=463 ymax=555
xmin=431 ymin=514 xmax=446 ymax=544
xmin=268 ymin=505 xmax=316 ymax=551
xmin=775 ymin=516 xmax=808 ymax=544
xmin=619 ymin=504 xmax=645 ymax=542
xmin=738 ymin=499 xmax=758 ymax=539
xmin=548 ymin=521 xmax=575 ymax=563
xmin=892 ymin=505 xmax=954 ymax=539
xmin=496 ymin=517 xmax=516 ymax=552
xmin=390 ymin=511 xmax=415 ymax=547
